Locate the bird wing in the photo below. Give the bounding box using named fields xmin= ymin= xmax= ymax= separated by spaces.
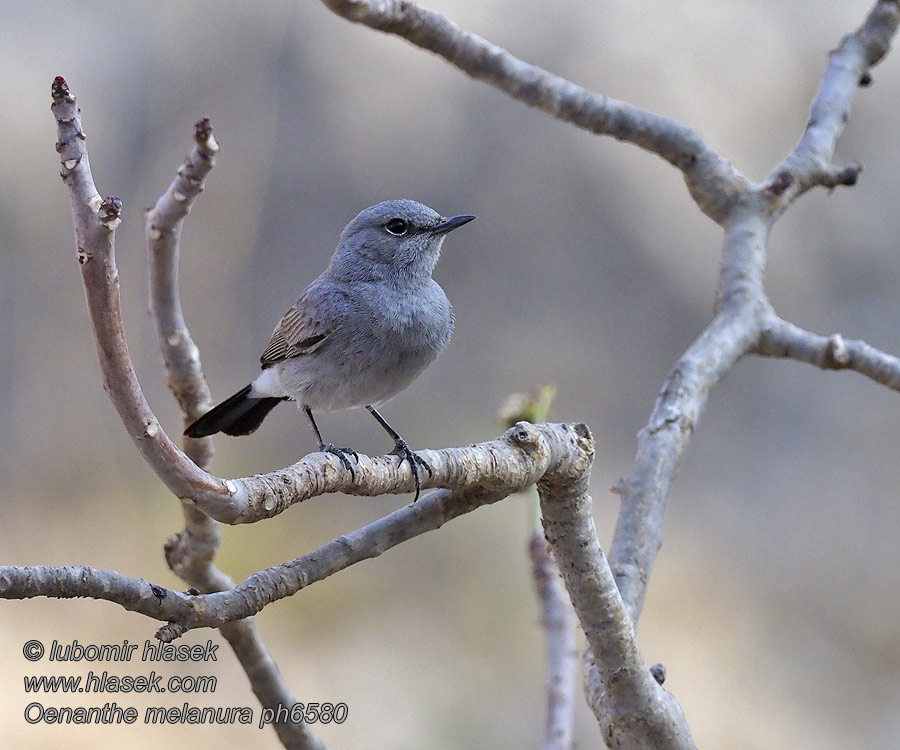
xmin=260 ymin=289 xmax=330 ymax=367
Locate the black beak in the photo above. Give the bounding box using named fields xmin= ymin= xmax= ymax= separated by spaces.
xmin=432 ymin=214 xmax=476 ymax=234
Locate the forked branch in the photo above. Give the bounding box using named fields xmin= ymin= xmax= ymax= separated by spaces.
xmin=31 ymin=1 xmax=900 ymax=746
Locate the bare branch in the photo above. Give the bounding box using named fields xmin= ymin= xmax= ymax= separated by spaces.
xmin=763 ymin=0 xmax=900 ymax=212
xmin=603 ymin=0 xmax=900 ymax=626
xmin=529 ymin=533 xmax=577 ymax=750
xmin=51 ymin=77 xmax=231 ymax=508
xmin=0 ymin=422 xmax=592 ymax=639
xmin=318 ymin=0 xmax=747 ymax=223
xmin=610 ymin=301 xmax=770 ymax=624
xmin=160 ymin=422 xmax=588 ymax=638
xmin=145 ymin=116 xmax=225 ymax=593
xmin=51 ymin=79 xmax=584 ymax=526
xmin=0 ymin=565 xmax=191 ymax=620
xmin=146 ymin=120 xmax=325 ymax=750
xmin=756 ymin=316 xmax=900 ymax=390
xmin=222 ymin=618 xmax=325 ymax=750
xmin=505 ymin=386 xmax=581 ymax=749
xmin=538 ymin=431 xmax=695 ymax=749
xmin=146 ymin=117 xmax=219 ymax=447
xmin=45 ymin=1 xmax=900 ymax=744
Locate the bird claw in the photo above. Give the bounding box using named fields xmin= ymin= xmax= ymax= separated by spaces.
xmin=390 ymin=439 xmax=432 ymax=502
xmin=319 ymin=443 xmax=359 ymax=482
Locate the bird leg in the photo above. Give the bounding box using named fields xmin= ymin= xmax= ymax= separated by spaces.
xmin=303 ymin=405 xmax=358 ymax=481
xmin=365 ymin=405 xmax=432 ymax=502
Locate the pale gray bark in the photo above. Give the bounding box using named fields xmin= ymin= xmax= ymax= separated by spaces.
xmin=145 ymin=118 xmax=324 ymax=750
xmin=529 ymin=532 xmax=578 ymax=750
xmin=0 ymin=422 xmax=592 ymax=638
xmin=7 ymin=3 xmax=899 ymax=747
xmin=317 ymin=1 xmax=900 ymax=747
xmin=37 ymin=80 xmax=598 ymax=750
xmin=540 ymin=465 xmax=694 ymax=749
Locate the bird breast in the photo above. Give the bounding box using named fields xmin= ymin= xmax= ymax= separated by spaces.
xmin=276 ymin=280 xmax=452 ymax=410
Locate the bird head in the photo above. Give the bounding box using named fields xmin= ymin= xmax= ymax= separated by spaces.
xmin=328 ymin=199 xmax=475 ymax=283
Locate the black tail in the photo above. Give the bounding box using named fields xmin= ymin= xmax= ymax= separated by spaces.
xmin=184 ymin=384 xmax=287 ymax=438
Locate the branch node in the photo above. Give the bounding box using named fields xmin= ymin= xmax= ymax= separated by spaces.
xmin=830 ymin=161 xmax=863 ymax=187
xmin=650 ymin=663 xmax=667 ymax=685
xmin=571 ymin=422 xmax=591 ymax=441
xmin=827 ymin=333 xmax=850 ymax=364
xmin=765 ymin=170 xmax=795 ymax=196
xmin=165 ymin=328 xmax=187 ymax=347
xmin=156 ymin=622 xmax=186 ymax=643
xmin=164 ymin=531 xmax=182 ymax=557
xmin=50 ymin=75 xmax=73 ymax=103
xmin=193 ymin=117 xmax=219 ymax=154
xmin=98 ymin=196 xmax=123 ymax=230
xmin=510 ymin=420 xmax=542 ymax=449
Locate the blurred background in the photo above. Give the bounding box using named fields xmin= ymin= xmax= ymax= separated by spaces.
xmin=2 ymin=1 xmax=900 ymax=748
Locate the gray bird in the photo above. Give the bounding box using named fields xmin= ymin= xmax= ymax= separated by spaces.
xmin=184 ymin=199 xmax=475 ymax=500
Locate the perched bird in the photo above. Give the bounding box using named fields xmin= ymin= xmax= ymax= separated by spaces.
xmin=184 ymin=199 xmax=475 ymax=500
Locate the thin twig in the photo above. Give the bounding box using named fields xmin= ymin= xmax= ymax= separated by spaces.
xmin=763 ymin=0 xmax=900 ymax=213
xmin=508 ymin=387 xmax=579 ymax=750
xmin=756 ymin=315 xmax=900 ymax=390
xmin=146 ymin=119 xmax=324 ymax=750
xmin=51 ymin=77 xmax=228 ymax=507
xmin=529 ymin=533 xmax=577 ymax=750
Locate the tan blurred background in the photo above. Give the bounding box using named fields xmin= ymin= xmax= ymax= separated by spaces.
xmin=2 ymin=1 xmax=900 ymax=748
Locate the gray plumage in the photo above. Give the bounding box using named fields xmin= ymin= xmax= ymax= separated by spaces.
xmin=184 ymin=199 xmax=474 ymax=499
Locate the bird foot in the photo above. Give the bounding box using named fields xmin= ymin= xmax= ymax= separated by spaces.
xmin=390 ymin=439 xmax=432 ymax=502
xmin=319 ymin=443 xmax=359 ymax=482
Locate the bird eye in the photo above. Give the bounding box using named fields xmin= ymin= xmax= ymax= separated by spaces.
xmin=385 ymin=218 xmax=409 ymax=236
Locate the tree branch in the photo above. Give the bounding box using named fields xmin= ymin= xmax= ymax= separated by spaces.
xmin=601 ymin=0 xmax=900 ymax=627
xmin=43 ymin=0 xmax=900 ymax=744
xmin=52 ymin=78 xmax=581 ymax=525
xmin=0 ymin=421 xmax=592 ymax=639
xmin=539 ymin=431 xmax=695 ymax=749
xmin=756 ymin=315 xmax=900 ymax=390
xmin=145 ymin=119 xmax=325 ymax=750
xmin=763 ymin=0 xmax=900 ymax=212
xmin=146 ymin=117 xmax=219 ymax=440
xmin=318 ymin=0 xmax=746 ymax=223
xmin=529 ymin=531 xmax=577 ymax=750
xmin=608 ymin=310 xmax=761 ymax=621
